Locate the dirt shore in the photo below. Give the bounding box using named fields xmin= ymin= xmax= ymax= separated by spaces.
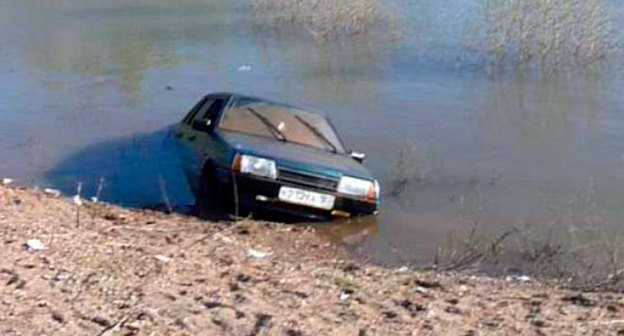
xmin=0 ymin=184 xmax=623 ymax=335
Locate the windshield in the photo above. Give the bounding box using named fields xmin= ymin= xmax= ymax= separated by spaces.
xmin=218 ymin=100 xmax=345 ymax=154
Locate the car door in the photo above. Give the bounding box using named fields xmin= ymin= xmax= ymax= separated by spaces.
xmin=172 ymin=97 xmax=209 ymax=186
xmin=179 ymin=95 xmax=229 ymax=194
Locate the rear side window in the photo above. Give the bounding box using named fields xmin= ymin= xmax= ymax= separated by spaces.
xmin=182 ymin=98 xmax=207 ymax=125
xmin=188 ymin=99 xmax=215 ymax=124
xmin=197 ymin=99 xmax=226 ymax=121
xmin=186 ymin=98 xmax=228 ymax=125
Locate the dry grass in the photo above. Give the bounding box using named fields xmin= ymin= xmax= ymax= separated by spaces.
xmin=472 ymin=0 xmax=615 ymax=69
xmin=433 ymin=221 xmax=624 ymax=292
xmin=388 ymin=143 xmax=427 ymax=198
xmin=250 ymin=0 xmax=401 ymax=40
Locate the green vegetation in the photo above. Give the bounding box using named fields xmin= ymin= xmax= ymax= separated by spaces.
xmin=333 ymin=275 xmax=359 ymax=291
xmin=251 ymin=0 xmax=401 ymax=40
xmin=474 ymin=0 xmax=614 ymax=68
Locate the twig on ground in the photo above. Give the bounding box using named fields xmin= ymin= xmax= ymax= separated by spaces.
xmin=95 ymin=177 xmax=105 ymax=202
xmin=158 ymin=174 xmax=173 ymax=214
xmin=75 ymin=182 xmax=83 ymax=227
xmin=97 ymin=314 xmax=129 ymax=336
xmin=107 ymin=225 xmax=201 ymax=234
xmin=232 ymin=172 xmax=240 ymax=221
xmin=91 ymin=177 xmax=106 ymax=226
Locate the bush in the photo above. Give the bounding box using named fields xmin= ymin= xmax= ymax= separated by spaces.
xmin=473 ymin=0 xmax=614 ymax=69
xmin=251 ymin=0 xmax=400 ymax=41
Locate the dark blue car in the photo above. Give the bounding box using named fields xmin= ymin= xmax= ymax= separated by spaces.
xmin=172 ymin=93 xmax=380 ymax=221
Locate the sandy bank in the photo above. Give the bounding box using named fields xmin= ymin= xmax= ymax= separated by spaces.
xmin=0 ymin=184 xmax=622 ymax=335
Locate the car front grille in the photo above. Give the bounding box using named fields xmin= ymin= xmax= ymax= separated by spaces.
xmin=278 ymin=168 xmax=338 ymax=192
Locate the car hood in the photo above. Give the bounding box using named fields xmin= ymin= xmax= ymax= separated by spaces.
xmin=220 ymin=131 xmax=375 ymax=181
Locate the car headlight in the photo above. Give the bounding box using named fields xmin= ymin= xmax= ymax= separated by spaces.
xmin=338 ymin=176 xmax=380 ymax=202
xmin=233 ymin=154 xmax=277 ymax=179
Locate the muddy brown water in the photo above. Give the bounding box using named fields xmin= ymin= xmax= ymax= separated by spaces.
xmin=2 ymin=0 xmax=624 ymax=271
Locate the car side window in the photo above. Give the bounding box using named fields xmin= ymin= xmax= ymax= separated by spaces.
xmin=182 ymin=98 xmax=207 ymax=125
xmin=192 ymin=98 xmax=226 ymax=124
xmin=188 ymin=99 xmax=216 ymax=124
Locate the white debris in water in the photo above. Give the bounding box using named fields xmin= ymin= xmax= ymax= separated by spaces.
xmin=154 ymin=255 xmax=172 ymax=263
xmin=518 ymin=275 xmax=532 ymax=283
xmin=26 ymin=239 xmax=45 ymax=251
xmin=43 ymin=188 xmax=61 ymax=197
xmin=237 ymin=65 xmax=252 ymax=72
xmin=72 ymin=195 xmax=83 ymax=206
xmin=394 ymin=266 xmax=410 ymax=273
xmin=247 ymin=249 xmax=270 ymax=259
xmin=506 ymin=275 xmax=532 ymax=283
xmin=1 ymin=178 xmax=13 ymax=185
xmin=91 ymin=197 xmax=99 ymax=203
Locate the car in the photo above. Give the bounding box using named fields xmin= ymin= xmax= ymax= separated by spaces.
xmin=171 ymin=92 xmax=380 ymax=221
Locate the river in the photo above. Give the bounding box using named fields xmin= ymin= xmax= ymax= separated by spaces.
xmin=1 ymin=0 xmax=623 ymax=270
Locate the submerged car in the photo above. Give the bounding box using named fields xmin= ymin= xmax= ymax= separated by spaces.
xmin=171 ymin=92 xmax=380 ymax=221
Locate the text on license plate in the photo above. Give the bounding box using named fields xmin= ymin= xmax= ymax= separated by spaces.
xmin=278 ymin=187 xmax=335 ymax=210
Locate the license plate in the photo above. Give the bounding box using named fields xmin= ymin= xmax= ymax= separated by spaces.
xmin=278 ymin=186 xmax=335 ymax=210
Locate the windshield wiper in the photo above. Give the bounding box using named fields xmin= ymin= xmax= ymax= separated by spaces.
xmin=294 ymin=115 xmax=337 ymax=154
xmin=245 ymin=107 xmax=287 ymax=142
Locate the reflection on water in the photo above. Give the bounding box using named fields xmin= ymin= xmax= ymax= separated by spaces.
xmin=314 ymin=216 xmax=380 ymax=245
xmin=1 ymin=0 xmax=624 ymax=270
xmin=479 ymin=70 xmax=607 ymax=151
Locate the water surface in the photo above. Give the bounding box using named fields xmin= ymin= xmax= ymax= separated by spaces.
xmin=2 ymin=0 xmax=624 ymax=269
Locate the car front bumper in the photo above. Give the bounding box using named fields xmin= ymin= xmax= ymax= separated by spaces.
xmin=225 ymin=172 xmax=378 ymax=221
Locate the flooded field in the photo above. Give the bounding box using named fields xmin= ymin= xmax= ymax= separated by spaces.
xmin=1 ymin=0 xmax=624 ymax=270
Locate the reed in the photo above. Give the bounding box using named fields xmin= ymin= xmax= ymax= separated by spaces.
xmin=474 ymin=0 xmax=614 ymax=69
xmin=251 ymin=0 xmax=400 ymax=40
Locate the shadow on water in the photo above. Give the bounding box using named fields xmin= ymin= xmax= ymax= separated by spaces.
xmin=44 ymin=128 xmax=195 ymax=212
xmin=44 ymin=128 xmax=381 ymax=238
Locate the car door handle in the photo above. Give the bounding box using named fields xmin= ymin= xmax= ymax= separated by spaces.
xmin=188 ymin=135 xmax=197 ymax=141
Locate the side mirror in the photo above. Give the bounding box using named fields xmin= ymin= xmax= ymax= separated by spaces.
xmin=349 ymin=151 xmax=366 ymax=163
xmin=192 ymin=119 xmax=213 ymax=133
